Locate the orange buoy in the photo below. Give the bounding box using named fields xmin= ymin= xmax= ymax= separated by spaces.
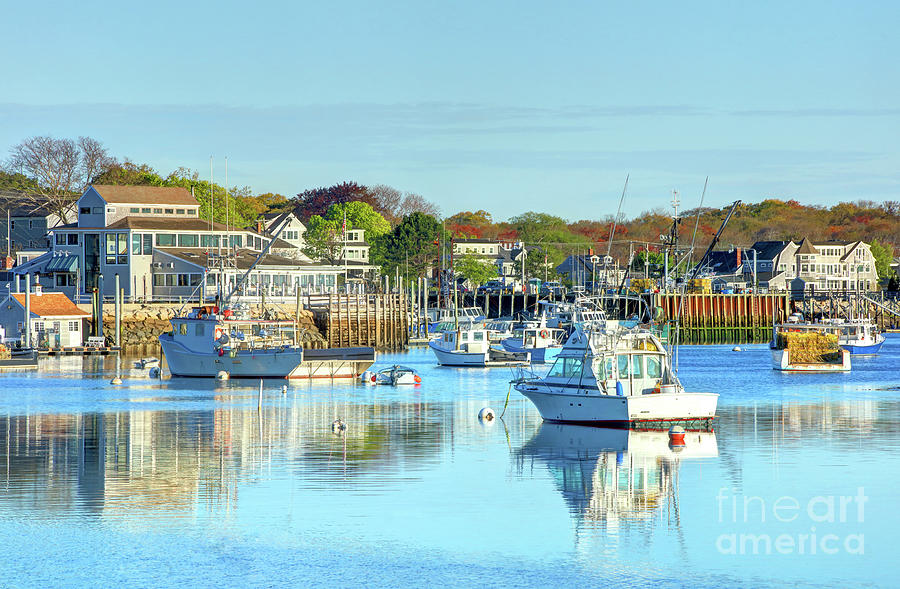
xmin=668 ymin=425 xmax=686 ymax=446
xmin=414 ymin=374 xmax=421 ymax=384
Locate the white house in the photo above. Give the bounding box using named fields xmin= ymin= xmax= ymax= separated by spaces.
xmin=0 ymin=287 xmax=90 ymax=347
xmin=749 ymin=238 xmax=880 ymax=292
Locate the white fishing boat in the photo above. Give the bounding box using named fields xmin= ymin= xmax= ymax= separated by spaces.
xmin=513 ymin=324 xmax=717 ymax=427
xmin=427 ymin=307 xmax=484 ymax=332
xmin=361 ymin=364 xmax=421 ymax=385
xmin=501 ymin=321 xmax=565 ymax=363
xmin=429 ymin=328 xmax=530 ymax=367
xmin=833 ymin=318 xmax=885 ymax=355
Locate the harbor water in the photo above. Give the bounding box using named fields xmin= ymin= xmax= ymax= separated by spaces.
xmin=1 ymin=338 xmax=898 ymax=587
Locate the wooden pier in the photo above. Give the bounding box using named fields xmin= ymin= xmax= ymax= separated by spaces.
xmin=654 ymin=293 xmax=789 ymax=345
xmin=307 ymin=293 xmax=409 ymax=351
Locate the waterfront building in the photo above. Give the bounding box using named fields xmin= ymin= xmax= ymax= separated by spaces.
xmin=0 ymin=192 xmax=74 ymax=254
xmin=10 ymin=185 xmax=345 ymax=301
xmin=0 ymin=287 xmax=90 ymax=347
xmin=747 ymin=238 xmax=879 ymax=292
xmin=557 ymin=254 xmax=623 ymax=290
xmin=451 ymin=238 xmax=536 ymax=286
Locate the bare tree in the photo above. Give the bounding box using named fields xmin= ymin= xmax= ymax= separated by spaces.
xmin=5 ymin=135 xmax=115 ymax=223
xmin=367 ymin=184 xmax=403 ymax=225
xmin=398 ymin=192 xmax=441 ymax=219
xmin=78 ymin=136 xmax=115 ymax=185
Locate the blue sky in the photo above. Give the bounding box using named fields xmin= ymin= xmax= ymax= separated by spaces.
xmin=2 ymin=0 xmax=898 ymax=220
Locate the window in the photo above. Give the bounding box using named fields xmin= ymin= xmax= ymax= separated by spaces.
xmin=142 ymin=234 xmax=152 ymax=255
xmin=176 ymin=209 xmax=185 ymax=215
xmin=117 ymin=233 xmax=128 ymax=264
xmin=56 ymin=234 xmax=65 ymax=245
xmin=80 ymin=207 xmax=91 ymax=215
xmin=153 ymin=275 xmax=164 ymax=286
xmin=132 ymin=234 xmax=141 ymax=255
xmin=105 ymin=233 xmax=117 ymax=264
xmin=187 ymin=209 xmax=196 ymax=215
xmin=200 ymin=234 xmax=220 ymax=248
xmin=631 ymin=355 xmax=643 ymax=378
xmin=68 ymin=234 xmax=79 ymax=245
xmin=190 ymin=274 xmax=201 ymax=286
xmin=165 ymin=208 xmax=174 ymax=214
xmin=548 ymin=357 xmax=585 ymax=379
xmin=141 ymin=207 xmax=151 ymax=214
xmin=68 ymin=321 xmax=79 ymax=332
xmin=647 ymin=356 xmax=662 ymax=379
xmin=130 ymin=208 xmax=140 ymax=213
xmin=229 ymin=235 xmax=242 ymax=248
xmin=177 ymin=234 xmax=199 ymax=247
xmin=179 ymin=323 xmax=188 ymax=336
xmin=178 ymin=274 xmax=189 ymax=286
xmin=153 ymin=208 xmax=163 ymax=214
xmin=617 ymin=355 xmax=630 ymax=378
xmin=156 ymin=234 xmax=176 ymax=246
xmin=165 ymin=275 xmax=176 ymax=286
xmin=92 ymin=207 xmax=102 ymax=214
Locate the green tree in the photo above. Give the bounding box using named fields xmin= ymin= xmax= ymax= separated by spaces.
xmin=454 ymin=253 xmax=497 ymax=288
xmin=372 ymin=212 xmax=446 ymax=279
xmin=323 ymin=201 xmax=391 ymax=239
xmin=302 ymin=215 xmax=345 ymax=264
xmin=870 ymin=239 xmax=896 ymax=281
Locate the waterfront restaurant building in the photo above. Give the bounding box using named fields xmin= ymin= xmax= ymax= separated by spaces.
xmin=0 ymin=287 xmax=90 ymax=347
xmin=13 ymin=185 xmax=344 ymax=301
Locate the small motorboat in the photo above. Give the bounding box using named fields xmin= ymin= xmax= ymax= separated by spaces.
xmin=361 ymin=365 xmax=422 ymax=385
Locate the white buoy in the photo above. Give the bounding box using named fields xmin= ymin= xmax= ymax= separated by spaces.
xmin=110 ymin=377 xmax=123 ymax=385
xmin=478 ymin=407 xmax=496 ymax=422
xmin=216 ymin=370 xmax=229 ymax=380
xmin=281 ymin=385 xmax=287 ymax=395
xmin=732 ymin=346 xmax=742 ymax=352
xmin=332 ymin=418 xmax=346 ymax=434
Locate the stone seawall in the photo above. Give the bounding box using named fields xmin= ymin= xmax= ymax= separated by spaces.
xmin=86 ymin=303 xmax=328 ymax=351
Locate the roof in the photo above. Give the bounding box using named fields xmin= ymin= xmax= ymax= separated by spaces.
xmin=796 ymin=238 xmax=817 ymax=255
xmin=704 ymin=250 xmax=742 ymax=275
xmin=749 ymin=241 xmax=792 ymax=261
xmin=91 ymin=185 xmax=198 ymax=206
xmin=91 ymin=217 xmax=258 ymax=234
xmin=9 ymin=292 xmax=90 ymax=317
xmin=156 ymin=248 xmax=324 ymax=270
xmin=454 ymin=238 xmax=498 ymax=245
xmin=0 ymin=192 xmax=60 ymax=217
xmin=45 ymin=255 xmax=78 ymax=272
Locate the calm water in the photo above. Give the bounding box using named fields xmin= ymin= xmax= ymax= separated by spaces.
xmin=1 ymin=337 xmax=898 ymax=587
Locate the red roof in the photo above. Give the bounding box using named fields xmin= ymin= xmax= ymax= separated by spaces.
xmin=10 ymin=292 xmax=90 ymax=317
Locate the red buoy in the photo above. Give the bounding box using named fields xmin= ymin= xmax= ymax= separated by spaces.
xmin=668 ymin=425 xmax=686 ymax=446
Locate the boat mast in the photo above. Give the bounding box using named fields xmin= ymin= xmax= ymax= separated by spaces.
xmin=602 ymin=174 xmax=628 ymax=307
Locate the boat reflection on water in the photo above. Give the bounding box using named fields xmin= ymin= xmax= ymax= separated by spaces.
xmin=515 ymin=423 xmax=718 ymax=529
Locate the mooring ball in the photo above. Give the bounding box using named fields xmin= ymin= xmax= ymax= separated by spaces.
xmin=148 ymin=367 xmax=160 ymax=378
xmin=331 ymin=419 xmax=346 ymax=434
xmin=478 ymin=407 xmax=496 ymax=422
xmin=216 ymin=370 xmax=230 ymax=380
xmin=732 ymin=346 xmax=742 ymax=352
xmin=110 ymin=377 xmax=123 ymax=385
xmin=281 ymin=385 xmax=288 ymax=395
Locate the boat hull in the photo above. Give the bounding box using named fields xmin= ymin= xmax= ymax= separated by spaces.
xmin=840 ymin=336 xmax=885 ymax=355
xmin=160 ymin=336 xmax=374 ymax=379
xmin=515 ymin=383 xmax=718 ymax=426
xmin=428 ymin=341 xmax=487 ymax=366
xmin=770 ymin=348 xmax=851 ymax=372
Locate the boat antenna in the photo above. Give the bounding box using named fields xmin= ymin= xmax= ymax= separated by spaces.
xmin=674 ymin=178 xmax=708 ymax=374
xmin=602 ymin=174 xmax=628 ymax=305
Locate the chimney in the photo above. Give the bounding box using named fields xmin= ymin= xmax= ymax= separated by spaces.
xmin=589 ymin=247 xmax=594 ymax=256
xmin=256 ymin=220 xmax=264 ymax=233
xmin=0 ymin=256 xmax=12 ymax=270
xmin=35 ymin=283 xmax=42 ymax=296
xmin=736 ymin=247 xmax=742 ymax=269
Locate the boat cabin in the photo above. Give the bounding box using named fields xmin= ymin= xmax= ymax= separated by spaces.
xmin=435 ymin=329 xmax=490 ymax=353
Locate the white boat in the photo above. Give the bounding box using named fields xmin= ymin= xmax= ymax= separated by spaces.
xmin=135 ymin=356 xmax=160 ymax=369
xmin=501 ymin=321 xmax=565 ymax=363
xmin=833 ymin=318 xmax=885 ymax=355
xmin=159 ymin=304 xmax=375 ymax=379
xmin=770 ymin=320 xmax=851 ymax=372
xmin=513 ymin=324 xmax=717 ymax=427
xmin=361 ymin=365 xmax=421 ymax=385
xmin=429 ymin=328 xmax=530 ymax=367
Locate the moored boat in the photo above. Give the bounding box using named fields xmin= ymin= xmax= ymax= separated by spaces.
xmin=513 ymin=324 xmax=717 ymax=427
xmin=770 ymin=322 xmax=851 ymax=372
xmin=429 ymin=328 xmax=530 ymax=367
xmin=361 ymin=364 xmax=421 ymax=385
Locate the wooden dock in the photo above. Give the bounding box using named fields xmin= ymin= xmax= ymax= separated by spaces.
xmin=307 ymin=294 xmax=409 ymax=351
xmin=654 ymin=293 xmax=789 ymax=344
